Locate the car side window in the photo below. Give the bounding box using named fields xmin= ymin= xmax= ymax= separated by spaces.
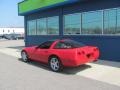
xmin=54 ymin=42 xmax=72 ymax=49
xmin=39 ymin=41 xmax=53 ymax=49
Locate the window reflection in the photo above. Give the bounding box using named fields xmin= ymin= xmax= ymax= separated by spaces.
xmin=117 ymin=8 xmax=120 ymax=34
xmin=47 ymin=16 xmax=59 ymax=35
xmin=82 ymin=11 xmax=102 ymax=34
xmin=27 ymin=20 xmax=36 ymax=35
xmin=64 ymin=13 xmax=81 ymax=35
xmin=37 ymin=18 xmax=47 ymax=35
xmin=104 ymin=9 xmax=116 ymax=34
xmin=27 ymin=8 xmax=120 ymax=36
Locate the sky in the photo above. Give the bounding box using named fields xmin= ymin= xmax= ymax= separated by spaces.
xmin=0 ymin=0 xmax=24 ymax=28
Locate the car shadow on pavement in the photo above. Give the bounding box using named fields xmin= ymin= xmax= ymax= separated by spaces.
xmin=18 ymin=58 xmax=91 ymax=75
xmin=62 ymin=65 xmax=91 ymax=75
xmin=18 ymin=58 xmax=50 ymax=71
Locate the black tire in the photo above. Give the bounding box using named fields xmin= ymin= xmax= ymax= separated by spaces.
xmin=21 ymin=51 xmax=29 ymax=62
xmin=49 ymin=56 xmax=63 ymax=72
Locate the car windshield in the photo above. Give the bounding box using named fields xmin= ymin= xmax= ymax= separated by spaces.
xmin=55 ymin=40 xmax=85 ymax=49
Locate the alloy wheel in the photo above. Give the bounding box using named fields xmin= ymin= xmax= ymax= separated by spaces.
xmin=49 ymin=57 xmax=62 ymax=72
xmin=21 ymin=51 xmax=28 ymax=62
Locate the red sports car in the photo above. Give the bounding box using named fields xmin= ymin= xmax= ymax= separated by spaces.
xmin=21 ymin=39 xmax=100 ymax=72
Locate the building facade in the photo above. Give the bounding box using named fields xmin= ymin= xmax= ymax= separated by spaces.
xmin=18 ymin=0 xmax=120 ymax=61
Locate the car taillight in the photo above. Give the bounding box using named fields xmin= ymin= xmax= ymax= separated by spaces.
xmin=77 ymin=52 xmax=81 ymax=55
xmin=82 ymin=51 xmax=85 ymax=54
xmin=78 ymin=51 xmax=85 ymax=55
xmin=94 ymin=48 xmax=99 ymax=51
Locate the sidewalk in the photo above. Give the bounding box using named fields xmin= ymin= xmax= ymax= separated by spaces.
xmin=0 ymin=47 xmax=21 ymax=58
xmin=0 ymin=46 xmax=120 ymax=87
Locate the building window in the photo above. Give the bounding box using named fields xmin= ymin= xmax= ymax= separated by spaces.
xmin=117 ymin=8 xmax=120 ymax=34
xmin=64 ymin=13 xmax=81 ymax=35
xmin=82 ymin=11 xmax=102 ymax=34
xmin=37 ymin=18 xmax=47 ymax=35
xmin=47 ymin=16 xmax=59 ymax=35
xmin=26 ymin=8 xmax=120 ymax=36
xmin=36 ymin=16 xmax=59 ymax=35
xmin=104 ymin=9 xmax=117 ymax=34
xmin=27 ymin=20 xmax=36 ymax=35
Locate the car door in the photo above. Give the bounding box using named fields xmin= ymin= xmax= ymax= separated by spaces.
xmin=33 ymin=41 xmax=54 ymax=63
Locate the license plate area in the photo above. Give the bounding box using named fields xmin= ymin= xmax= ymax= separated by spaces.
xmin=86 ymin=53 xmax=93 ymax=58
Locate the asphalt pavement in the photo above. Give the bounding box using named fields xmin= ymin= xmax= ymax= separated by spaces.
xmin=0 ymin=52 xmax=120 ymax=90
xmin=0 ymin=39 xmax=120 ymax=90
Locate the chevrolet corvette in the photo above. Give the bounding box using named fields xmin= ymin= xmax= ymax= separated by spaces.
xmin=21 ymin=39 xmax=100 ymax=72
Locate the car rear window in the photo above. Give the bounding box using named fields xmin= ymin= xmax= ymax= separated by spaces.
xmin=55 ymin=40 xmax=85 ymax=49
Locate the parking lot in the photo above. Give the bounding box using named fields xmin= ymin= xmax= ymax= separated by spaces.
xmin=0 ymin=39 xmax=120 ymax=90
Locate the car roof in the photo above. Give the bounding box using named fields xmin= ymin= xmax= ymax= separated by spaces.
xmin=53 ymin=39 xmax=72 ymax=41
xmin=44 ymin=39 xmax=72 ymax=43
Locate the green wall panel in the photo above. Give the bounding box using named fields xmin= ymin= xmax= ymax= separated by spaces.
xmin=18 ymin=0 xmax=68 ymax=14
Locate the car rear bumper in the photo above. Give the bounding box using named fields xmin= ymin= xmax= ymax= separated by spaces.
xmin=63 ymin=58 xmax=98 ymax=67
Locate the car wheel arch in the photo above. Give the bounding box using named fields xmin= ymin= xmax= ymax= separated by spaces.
xmin=21 ymin=50 xmax=27 ymax=53
xmin=48 ymin=55 xmax=62 ymax=64
xmin=21 ymin=50 xmax=29 ymax=58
